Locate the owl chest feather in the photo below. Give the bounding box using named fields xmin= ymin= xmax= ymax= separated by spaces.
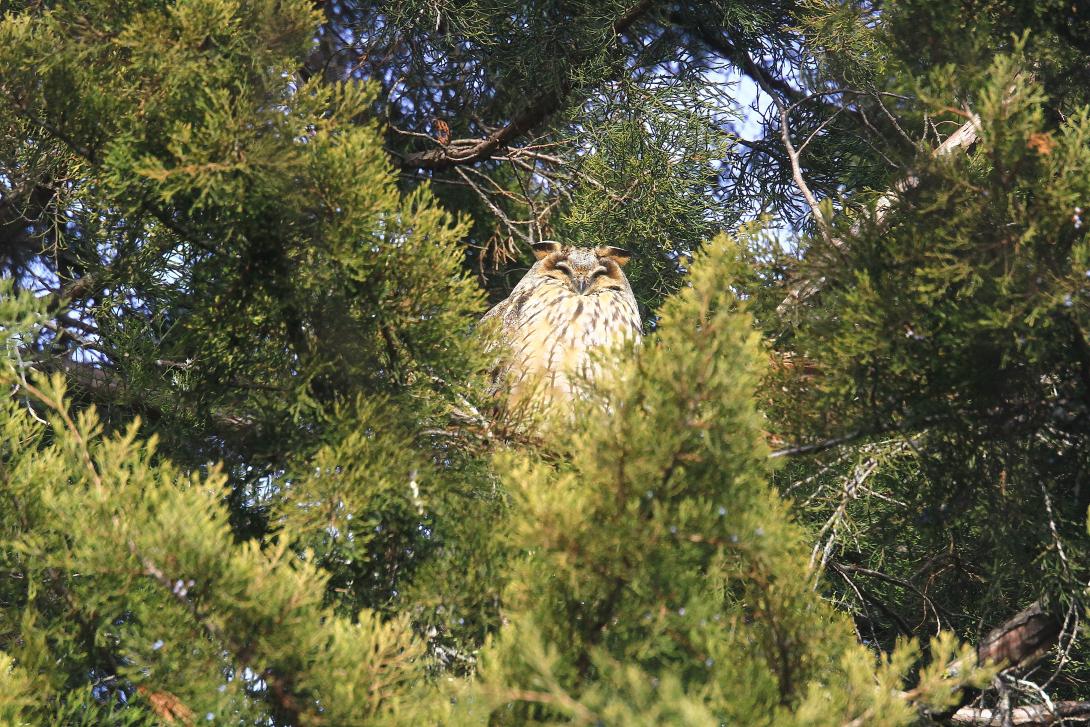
xmin=484 ymin=248 xmax=643 ymax=410
xmin=507 ymin=282 xmax=641 ymax=389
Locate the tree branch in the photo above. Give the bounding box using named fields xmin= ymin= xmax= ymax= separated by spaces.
xmin=27 ymin=353 xmax=255 ymax=434
xmin=950 ymin=700 xmax=1090 ymax=726
xmin=730 ymin=49 xmax=834 ymax=245
xmin=397 ymin=0 xmax=656 ymax=170
xmin=768 ymin=412 xmax=947 ymax=459
xmin=674 ymin=19 xmax=804 ymax=102
xmin=976 ymin=601 xmax=1062 ymax=671
xmin=776 ymin=100 xmax=987 ymax=315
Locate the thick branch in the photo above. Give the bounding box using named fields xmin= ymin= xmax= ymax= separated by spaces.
xmin=399 ymin=90 xmax=568 ymax=171
xmin=921 ymin=601 xmax=1065 ymax=724
xmin=768 ymin=414 xmax=943 ymax=459
xmin=950 ymin=700 xmax=1090 ymax=726
xmin=976 ymin=601 xmax=1061 ymax=670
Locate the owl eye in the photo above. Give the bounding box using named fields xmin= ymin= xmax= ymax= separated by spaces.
xmin=554 ymin=261 xmax=573 ymax=275
xmin=591 ymin=266 xmax=608 ymax=278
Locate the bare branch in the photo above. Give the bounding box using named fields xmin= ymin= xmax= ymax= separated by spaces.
xmin=454 ymin=167 xmax=531 ymax=244
xmin=769 ymin=427 xmax=879 ymax=459
xmin=737 ymin=50 xmax=834 ymax=245
xmin=776 ymin=91 xmax=994 ymax=316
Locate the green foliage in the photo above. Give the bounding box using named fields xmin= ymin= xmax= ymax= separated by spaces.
xmin=4 ymin=0 xmax=1090 ymax=722
xmin=452 ymin=237 xmax=992 ymax=725
xmin=753 ymin=18 xmax=1090 ymax=706
xmin=0 ymin=228 xmax=991 ymax=724
xmin=558 ymin=79 xmax=732 ymax=317
xmin=274 ymin=396 xmax=508 ymax=659
xmin=0 ymin=0 xmax=497 ymax=659
xmin=0 ymin=0 xmax=498 ymax=719
xmin=0 ymin=367 xmax=428 ymax=724
xmin=771 ymin=46 xmax=1090 ymax=608
xmin=0 ymin=0 xmax=487 ymax=458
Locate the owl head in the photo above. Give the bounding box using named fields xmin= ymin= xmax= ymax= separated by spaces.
xmin=530 ymin=241 xmax=634 ymax=296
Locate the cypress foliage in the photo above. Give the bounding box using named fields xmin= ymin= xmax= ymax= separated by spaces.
xmin=3 ymin=0 xmax=1090 ymax=723
xmin=0 ymin=242 xmax=992 ymax=722
xmin=0 ymin=0 xmax=498 ymax=718
xmin=457 ymin=237 xmax=993 ymax=726
xmin=757 ymin=29 xmax=1090 ymax=697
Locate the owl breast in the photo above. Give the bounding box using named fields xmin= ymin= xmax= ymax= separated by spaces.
xmin=497 ymin=277 xmax=642 ymax=410
xmin=483 ymin=242 xmax=643 ymax=415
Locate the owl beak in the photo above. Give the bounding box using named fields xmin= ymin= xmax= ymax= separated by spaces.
xmin=572 ymin=277 xmax=590 ymax=295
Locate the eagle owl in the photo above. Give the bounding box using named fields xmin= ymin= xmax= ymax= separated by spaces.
xmin=483 ymin=241 xmax=642 ymax=412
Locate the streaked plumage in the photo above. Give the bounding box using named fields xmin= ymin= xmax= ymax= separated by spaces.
xmin=483 ymin=241 xmax=642 ymax=412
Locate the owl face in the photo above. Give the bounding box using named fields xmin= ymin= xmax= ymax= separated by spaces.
xmin=532 ymin=241 xmax=633 ymax=296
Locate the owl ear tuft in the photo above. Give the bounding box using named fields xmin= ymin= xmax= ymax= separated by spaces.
xmin=532 ymin=241 xmax=563 ymax=260
xmin=597 ymin=246 xmax=633 ymax=267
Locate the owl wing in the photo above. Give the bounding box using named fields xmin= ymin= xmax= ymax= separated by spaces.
xmin=480 ymin=296 xmax=516 ymax=396
xmin=479 ymin=279 xmax=547 ymax=401
xmin=480 ymin=298 xmax=507 ymax=326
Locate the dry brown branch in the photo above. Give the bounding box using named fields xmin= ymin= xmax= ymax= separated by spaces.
xmin=976 ymin=602 xmax=1062 ymax=671
xmin=839 ymin=601 xmax=1066 ymax=727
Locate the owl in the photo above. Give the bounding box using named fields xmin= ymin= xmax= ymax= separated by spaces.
xmin=482 ymin=241 xmax=642 ymax=413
